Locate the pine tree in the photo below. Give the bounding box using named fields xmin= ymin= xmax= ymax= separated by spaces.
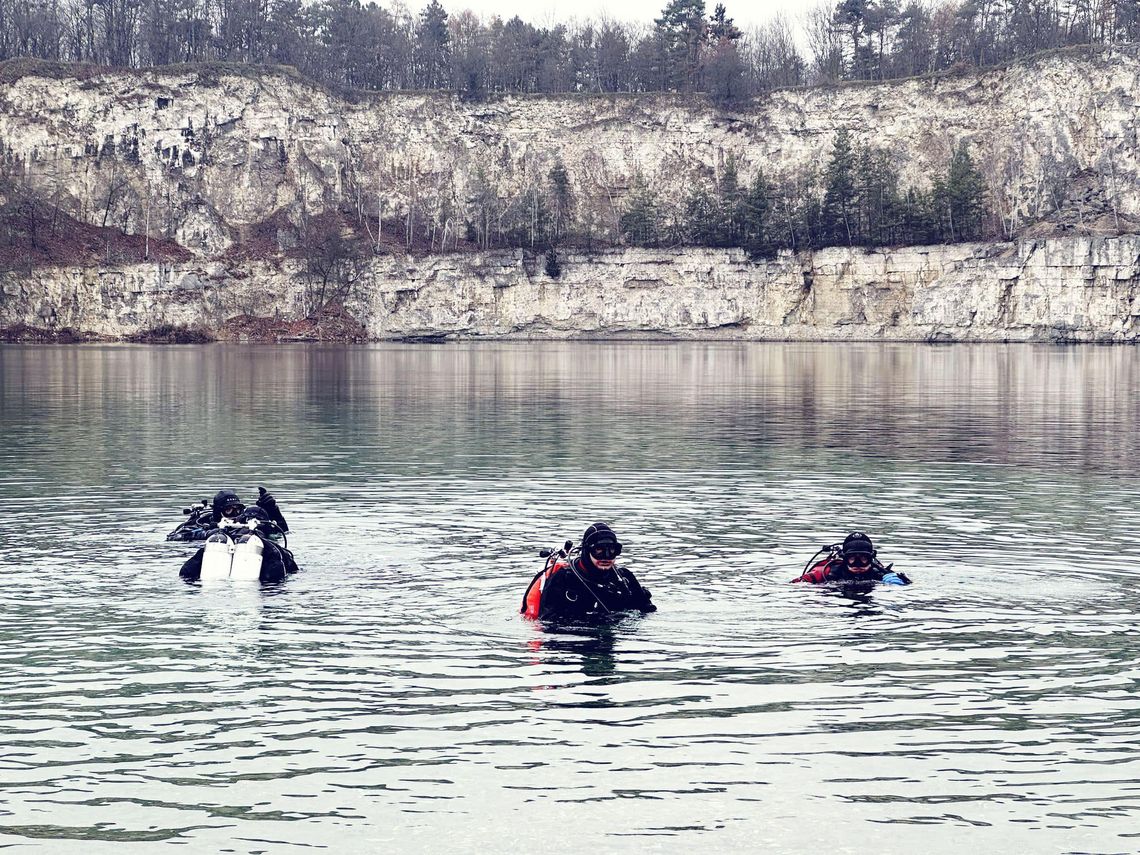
xmin=900 ymin=187 xmax=937 ymax=245
xmin=820 ymin=128 xmax=858 ymax=246
xmin=683 ymin=180 xmax=722 ymax=245
xmin=708 ymin=3 xmax=742 ymax=42
xmin=741 ymin=168 xmax=772 ymax=256
xmin=857 ymin=146 xmax=901 ymax=246
xmin=718 ymin=154 xmax=744 ymax=245
xmin=943 ymin=142 xmax=986 ymax=241
xmin=620 ymin=173 xmax=661 ymax=246
xmin=654 ymin=0 xmax=707 ymax=90
xmin=548 ymin=161 xmax=573 ymax=241
xmin=415 ymin=0 xmax=451 ymax=89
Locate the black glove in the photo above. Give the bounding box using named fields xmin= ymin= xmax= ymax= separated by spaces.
xmin=257 ymin=486 xmax=289 ymax=534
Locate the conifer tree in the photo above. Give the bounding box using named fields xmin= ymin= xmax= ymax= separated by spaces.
xmin=718 ymin=154 xmax=744 ymax=245
xmin=708 ymin=3 xmax=742 ymax=42
xmin=857 ymin=146 xmax=901 ymax=246
xmin=620 ymin=173 xmax=661 ymax=246
xmin=943 ymin=142 xmax=986 ymax=241
xmin=548 ymin=161 xmax=573 ymax=241
xmin=820 ymin=128 xmax=858 ymax=245
xmin=682 ymin=181 xmax=721 ymax=245
xmin=415 ymin=0 xmax=451 ymax=89
xmin=654 ymin=0 xmax=707 ymax=90
xmin=741 ymin=168 xmax=772 ymax=255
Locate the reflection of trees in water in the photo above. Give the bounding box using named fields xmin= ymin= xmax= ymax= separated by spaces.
xmin=708 ymin=344 xmax=1140 ymax=473
xmin=5 ymin=342 xmax=1139 ymax=483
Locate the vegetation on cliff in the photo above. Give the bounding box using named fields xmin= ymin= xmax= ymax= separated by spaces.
xmin=0 ymin=3 xmax=1131 ymax=282
xmin=620 ymin=133 xmax=988 ymax=254
xmin=0 ymin=0 xmax=1132 ymax=100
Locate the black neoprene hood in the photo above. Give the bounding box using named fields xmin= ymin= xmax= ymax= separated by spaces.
xmin=842 ymin=532 xmax=875 ymax=555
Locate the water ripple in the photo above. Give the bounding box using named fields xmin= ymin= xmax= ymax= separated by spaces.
xmin=2 ymin=343 xmax=1140 ymax=852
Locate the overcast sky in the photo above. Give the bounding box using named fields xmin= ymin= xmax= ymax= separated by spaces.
xmin=408 ymin=0 xmax=820 ymax=30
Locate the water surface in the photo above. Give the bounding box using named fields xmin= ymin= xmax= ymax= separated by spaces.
xmin=2 ymin=342 xmax=1139 ymax=853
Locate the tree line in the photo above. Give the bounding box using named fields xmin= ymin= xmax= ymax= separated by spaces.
xmin=332 ymin=130 xmax=989 ymax=258
xmin=0 ymin=0 xmax=1134 ymax=99
xmin=619 ymin=130 xmax=988 ymax=254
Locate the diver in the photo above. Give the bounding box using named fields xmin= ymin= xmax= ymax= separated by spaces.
xmin=167 ymin=487 xmax=289 ymax=541
xmin=178 ymin=503 xmax=299 ymax=583
xmin=522 ymin=522 xmax=656 ymax=621
xmin=209 ymin=488 xmax=289 ymax=532
xmin=793 ymin=532 xmax=910 ymax=585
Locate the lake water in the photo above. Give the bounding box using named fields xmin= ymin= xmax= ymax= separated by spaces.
xmin=1 ymin=342 xmax=1139 ymax=854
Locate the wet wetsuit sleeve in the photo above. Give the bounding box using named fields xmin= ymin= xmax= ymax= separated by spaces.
xmin=620 ymin=568 xmax=657 ymax=612
xmin=282 ymin=547 xmax=300 ymax=575
xmin=259 ymin=543 xmax=288 ymax=583
xmin=793 ymin=562 xmax=833 ymax=584
xmin=255 ymin=488 xmax=289 ymax=533
xmin=270 ymin=507 xmax=289 ymax=534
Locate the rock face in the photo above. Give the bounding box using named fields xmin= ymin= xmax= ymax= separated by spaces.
xmin=2 ymin=52 xmax=1140 ymax=342
xmin=0 ymin=47 xmax=1139 ymax=252
xmin=4 ymin=237 xmax=1139 ymax=342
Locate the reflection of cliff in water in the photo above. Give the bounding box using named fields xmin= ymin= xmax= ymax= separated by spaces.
xmin=708 ymin=343 xmax=1140 ymax=474
xmin=3 ymin=342 xmax=1138 ymax=480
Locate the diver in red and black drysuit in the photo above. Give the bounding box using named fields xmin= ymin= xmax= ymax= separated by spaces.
xmin=793 ymin=532 xmax=911 ymax=585
xmin=522 ymin=523 xmax=656 ymax=622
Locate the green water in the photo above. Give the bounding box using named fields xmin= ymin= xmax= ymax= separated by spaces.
xmin=1 ymin=342 xmax=1138 ymax=853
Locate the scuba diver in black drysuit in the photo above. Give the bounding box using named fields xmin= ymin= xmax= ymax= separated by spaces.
xmin=522 ymin=523 xmax=656 ymax=622
xmin=176 ymin=489 xmax=298 ymax=583
xmin=167 ymin=487 xmax=290 ymax=542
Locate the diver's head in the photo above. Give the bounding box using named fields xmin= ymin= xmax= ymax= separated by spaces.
xmin=212 ymin=490 xmax=245 ymax=521
xmin=840 ymin=531 xmax=875 ymax=573
xmin=581 ymin=522 xmax=622 ymax=571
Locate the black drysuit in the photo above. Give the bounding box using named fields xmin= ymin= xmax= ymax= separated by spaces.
xmin=530 ymin=557 xmax=656 ymax=622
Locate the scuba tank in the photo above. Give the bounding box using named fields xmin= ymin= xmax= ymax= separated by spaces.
xmin=521 ymin=540 xmax=575 ymax=617
xmin=230 ymin=534 xmax=265 ymax=580
xmin=199 ymin=520 xmax=266 ymax=581
xmin=200 ymin=532 xmax=236 ymax=580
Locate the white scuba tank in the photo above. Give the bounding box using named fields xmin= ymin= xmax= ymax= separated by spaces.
xmin=200 ymin=533 xmax=235 ymax=580
xmin=229 ymin=534 xmax=265 ymax=581
xmin=199 ymin=521 xmax=265 ymax=581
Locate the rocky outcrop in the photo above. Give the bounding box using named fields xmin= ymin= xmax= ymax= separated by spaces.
xmin=0 ymin=48 xmax=1139 ymax=254
xmin=3 ymin=52 xmax=1140 ymax=342
xmin=4 ymin=237 xmax=1139 ymax=342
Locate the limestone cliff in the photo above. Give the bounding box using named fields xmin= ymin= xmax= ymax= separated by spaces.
xmin=2 ymin=51 xmax=1140 ymax=342
xmin=4 ymin=238 xmax=1139 ymax=342
xmin=1 ymin=47 xmax=1138 ymax=253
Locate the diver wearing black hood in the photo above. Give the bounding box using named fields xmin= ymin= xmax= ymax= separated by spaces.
xmin=210 ymin=487 xmax=289 ymax=533
xmin=166 ymin=486 xmax=291 ymax=543
xmin=179 ymin=490 xmax=298 ymax=582
xmin=522 ymin=522 xmax=656 ymax=621
xmin=178 ymin=503 xmax=300 ymax=582
xmin=793 ymin=532 xmax=910 ymax=585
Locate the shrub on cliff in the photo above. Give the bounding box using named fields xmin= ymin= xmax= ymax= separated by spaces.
xmin=544 ymin=245 xmax=562 ymax=278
